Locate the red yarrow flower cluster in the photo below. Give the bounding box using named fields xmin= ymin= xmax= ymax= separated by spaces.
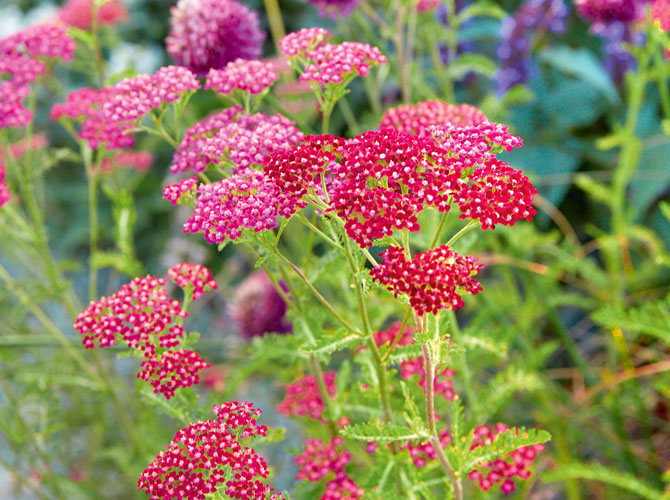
xmin=138 ymin=402 xmax=284 ymax=500
xmin=371 ymin=246 xmax=483 ymax=315
xmin=167 ymin=0 xmax=265 ymax=74
xmin=467 ymin=424 xmax=544 ymax=495
xmin=206 ymin=59 xmax=279 ymax=95
xmin=183 ymin=169 xmax=294 ymax=245
xmin=138 ymin=347 xmax=210 ymax=400
xmin=380 ymin=100 xmax=488 ymax=137
xmin=50 ymin=87 xmax=135 ymax=150
xmin=103 ymin=66 xmax=200 ymax=126
xmin=277 ymin=372 xmax=336 ymax=422
xmin=58 ymin=0 xmax=128 ymax=29
xmin=295 ymin=438 xmax=363 ymax=500
xmin=168 ymin=262 xmax=218 ymax=301
xmin=300 ymin=42 xmax=386 ymax=85
xmin=163 ymin=177 xmax=198 ymax=205
xmin=74 ymin=265 xmax=217 ymax=398
xmin=171 ymin=108 xmax=303 ymax=174
xmin=278 ymin=27 xmax=330 ymax=58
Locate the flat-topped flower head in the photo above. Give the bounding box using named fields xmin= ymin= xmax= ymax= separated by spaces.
xmin=206 ymin=59 xmax=279 ymax=95
xmin=277 ymin=372 xmax=336 ymax=422
xmin=50 ymin=87 xmax=135 ymax=150
xmin=58 ymin=0 xmax=128 ymax=29
xmin=468 ymin=424 xmax=544 ymax=495
xmin=138 ymin=348 xmax=210 ymax=400
xmin=279 ymin=27 xmax=330 ymax=58
xmin=103 ymin=66 xmax=200 ymax=126
xmin=171 ymin=109 xmax=303 ymax=174
xmin=73 ymin=275 xmax=187 ymax=353
xmin=0 ymin=23 xmax=76 ymax=60
xmin=263 ymin=134 xmax=345 ymax=211
xmin=163 ymin=177 xmax=199 ymax=206
xmin=329 ymin=129 xmax=454 ymax=247
xmin=295 ymin=438 xmax=363 ymax=500
xmin=168 ymin=262 xmax=218 ymax=301
xmin=371 ymin=245 xmax=483 ymax=315
xmin=300 ymin=42 xmax=386 ymax=85
xmin=167 ymin=0 xmax=265 ymax=74
xmin=183 ymin=169 xmax=294 ymax=245
xmin=138 ymin=402 xmax=284 ymax=500
xmin=380 ymin=100 xmax=488 ymax=137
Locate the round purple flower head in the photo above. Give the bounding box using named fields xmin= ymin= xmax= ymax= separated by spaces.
xmin=230 ymin=270 xmax=292 ymax=339
xmin=167 ymin=0 xmax=265 ymax=74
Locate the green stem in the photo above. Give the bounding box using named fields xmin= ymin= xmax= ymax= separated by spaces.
xmin=86 ymin=148 xmax=99 ymax=301
xmin=296 ymin=213 xmax=343 ymax=250
xmin=90 ymin=0 xmax=106 ymax=86
xmin=429 ymin=211 xmax=449 ymax=248
xmin=445 ymin=220 xmax=479 ymax=248
xmin=446 ymin=310 xmax=480 ymax=421
xmin=382 ymin=306 xmax=412 ymax=362
xmin=263 ymin=0 xmax=286 ymax=49
xmin=310 ymin=354 xmax=339 ymax=435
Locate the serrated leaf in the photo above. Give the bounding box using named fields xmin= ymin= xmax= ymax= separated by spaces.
xmin=461 ymin=428 xmax=551 ymax=472
xmin=342 ymin=421 xmax=425 ymax=443
xmin=592 ymin=297 xmax=670 ymax=343
xmin=543 ymin=462 xmax=664 ymax=500
xmin=387 ymin=344 xmax=424 ymax=364
xmin=302 ymin=329 xmax=360 ymax=354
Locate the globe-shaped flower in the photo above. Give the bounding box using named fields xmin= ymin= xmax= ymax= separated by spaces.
xmin=167 ymin=0 xmax=265 ymax=74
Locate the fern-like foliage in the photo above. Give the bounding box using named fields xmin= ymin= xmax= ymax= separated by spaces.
xmin=460 ymin=427 xmax=551 ymax=473
xmin=341 ymin=421 xmax=426 ymax=443
xmin=543 ymin=462 xmax=665 ymax=500
xmin=592 ymin=295 xmax=670 ymax=343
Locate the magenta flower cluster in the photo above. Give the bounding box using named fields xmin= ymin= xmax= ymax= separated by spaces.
xmin=0 ymin=23 xmax=75 ymax=129
xmin=0 ymin=161 xmax=9 ymax=208
xmin=138 ymin=401 xmax=284 ymax=500
xmin=206 ymin=59 xmax=279 ymax=95
xmin=58 ymin=0 xmax=128 ymax=30
xmin=280 ymin=28 xmax=386 ymax=86
xmin=183 ymin=168 xmax=294 ymax=244
xmin=167 ymin=0 xmax=265 ymax=74
xmin=295 ymin=438 xmax=364 ymax=500
xmin=277 ymin=372 xmax=337 ymax=423
xmin=163 ymin=177 xmax=199 ymax=206
xmin=371 ymin=245 xmax=483 ymax=315
xmin=171 ymin=108 xmax=303 ymax=174
xmin=73 ymin=264 xmax=217 ymax=399
xmin=99 ymin=151 xmax=154 ymax=173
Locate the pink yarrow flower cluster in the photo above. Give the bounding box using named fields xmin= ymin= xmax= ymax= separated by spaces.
xmin=206 ymin=59 xmax=279 ymax=95
xmin=167 ymin=262 xmax=218 ymax=301
xmin=467 ymin=424 xmax=544 ymax=495
xmin=50 ymin=87 xmax=135 ymax=150
xmin=0 ymin=161 xmax=9 ymax=208
xmin=371 ymin=245 xmax=483 ymax=315
xmin=138 ymin=402 xmax=284 ymax=500
xmin=183 ymin=168 xmax=294 ymax=244
xmin=103 ymin=66 xmax=200 ymax=125
xmin=171 ymin=108 xmax=303 ymax=174
xmin=403 ymin=429 xmax=452 ymax=468
xmin=380 ymin=100 xmax=488 ymax=137
xmin=163 ymin=177 xmax=198 ymax=206
xmin=1 ymin=23 xmax=75 ymax=129
xmin=278 ymin=27 xmax=330 ymax=58
xmin=167 ymin=0 xmax=265 ymax=74
xmin=73 ymin=265 xmax=217 ymax=398
xmin=295 ymin=438 xmax=364 ymax=500
xmin=58 ymin=0 xmax=128 ymax=29
xmin=652 ymin=0 xmax=670 ymax=30
xmin=279 ymin=28 xmax=385 ymax=86
xmin=277 ymin=372 xmax=336 ymax=422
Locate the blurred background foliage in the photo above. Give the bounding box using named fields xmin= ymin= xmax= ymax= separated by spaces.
xmin=1 ymin=0 xmax=670 ymax=499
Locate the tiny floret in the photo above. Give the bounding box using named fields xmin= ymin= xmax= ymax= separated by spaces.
xmin=206 ymin=59 xmax=279 ymax=95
